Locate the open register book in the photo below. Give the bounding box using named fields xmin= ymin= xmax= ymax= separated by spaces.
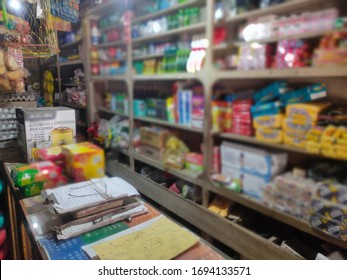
xmin=41 ymin=177 xmax=148 ymax=240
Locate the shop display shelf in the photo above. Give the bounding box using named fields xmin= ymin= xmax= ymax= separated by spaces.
xmin=134 ymin=116 xmax=203 ymax=133
xmin=132 ymin=23 xmax=206 ymax=44
xmin=217 ymin=132 xmax=347 ymax=162
xmin=134 ymin=73 xmax=200 ymax=80
xmin=215 ymin=0 xmax=327 ymax=26
xmin=107 ymin=160 xmax=301 ymax=260
xmin=59 ymin=60 xmax=83 ymax=67
xmin=60 ymin=39 xmax=82 ymax=49
xmin=217 ymin=67 xmax=347 ymax=79
xmin=98 ymin=107 xmax=129 ymax=118
xmin=132 ymin=0 xmax=204 ymax=24
xmin=90 ymin=75 xmax=127 ymax=81
xmin=204 ymin=183 xmax=347 ymax=251
xmin=133 ymin=153 xmax=203 ymax=186
xmin=132 ymin=53 xmax=165 ymax=61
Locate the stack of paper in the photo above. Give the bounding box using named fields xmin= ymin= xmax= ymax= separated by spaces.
xmin=42 ymin=177 xmax=148 ymax=240
xmin=82 ymin=216 xmax=200 ymax=260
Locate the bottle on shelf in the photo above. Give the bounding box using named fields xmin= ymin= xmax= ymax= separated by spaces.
xmin=91 ymin=22 xmax=101 ymax=46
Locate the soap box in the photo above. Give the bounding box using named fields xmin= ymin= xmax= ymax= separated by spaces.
xmin=221 ymin=142 xmax=287 ymax=180
xmin=62 ymin=142 xmax=105 ymax=182
xmin=16 ymin=107 xmax=76 ymax=163
xmin=222 ymin=164 xmax=269 ymax=200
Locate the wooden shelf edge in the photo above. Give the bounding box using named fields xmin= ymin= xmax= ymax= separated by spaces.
xmin=215 ymin=0 xmax=326 ymax=25
xmin=132 ymin=23 xmax=206 ymax=44
xmin=98 ymin=107 xmax=129 ymax=117
xmin=132 ymin=0 xmax=204 ymax=24
xmin=132 ymin=153 xmax=203 ymax=186
xmin=204 ymin=182 xmax=347 ymax=250
xmin=134 ymin=116 xmax=203 ymax=133
xmin=217 ymin=132 xmax=347 ymax=162
xmin=217 ymin=67 xmax=347 ymax=79
xmin=106 ymin=160 xmax=301 ymax=260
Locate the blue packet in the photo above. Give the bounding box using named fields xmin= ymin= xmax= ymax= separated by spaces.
xmin=253 ymin=82 xmax=289 ymax=104
xmin=280 ymin=84 xmax=327 ymax=105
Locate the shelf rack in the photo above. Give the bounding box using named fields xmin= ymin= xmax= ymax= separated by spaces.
xmin=85 ymin=0 xmax=347 ymax=259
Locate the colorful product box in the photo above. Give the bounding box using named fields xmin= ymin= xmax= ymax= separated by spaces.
xmin=62 ymin=142 xmax=105 ymax=182
xmin=251 ymin=101 xmax=284 ymax=115
xmin=221 ymin=142 xmax=287 ymax=180
xmin=256 ymin=128 xmax=284 ymax=144
xmin=16 ymin=107 xmax=76 ymax=163
xmin=133 ymin=100 xmax=147 ymax=117
xmin=139 ymin=145 xmax=163 ymax=161
xmin=140 ymin=127 xmax=170 ymax=149
xmin=177 ymin=90 xmax=192 ymax=126
xmin=11 ymin=161 xmax=67 ymax=197
xmin=253 ymin=82 xmax=289 ymax=104
xmin=253 ymin=114 xmax=284 ymax=129
xmin=191 ymin=95 xmax=204 ymax=129
xmin=222 ymin=164 xmax=269 ymax=200
xmin=286 ymin=103 xmax=330 ymax=123
xmin=185 ymin=153 xmax=204 ymax=166
xmin=280 ymin=83 xmax=327 ymax=105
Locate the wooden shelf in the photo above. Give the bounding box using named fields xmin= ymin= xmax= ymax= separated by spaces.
xmin=216 ymin=132 xmax=347 ymax=162
xmin=215 ymin=0 xmax=327 ymax=25
xmin=90 ymin=75 xmax=127 ymax=81
xmin=132 ymin=0 xmax=204 ymax=24
xmin=60 ymin=101 xmax=87 ymax=110
xmin=133 ymin=153 xmax=203 ymax=186
xmin=134 ymin=116 xmax=203 ymax=133
xmin=234 ymin=28 xmax=347 ymax=46
xmin=95 ymin=40 xmax=125 ymax=48
xmin=107 ymin=160 xmax=301 ymax=260
xmin=60 ymin=39 xmax=82 ymax=49
xmin=204 ymin=183 xmax=347 ymax=251
xmin=59 ymin=60 xmax=83 ymax=67
xmin=133 ymin=53 xmax=164 ymax=61
xmin=134 ymin=73 xmax=199 ymax=80
xmin=100 ymin=23 xmax=123 ymax=32
xmin=98 ymin=107 xmax=128 ymax=117
xmin=98 ymin=57 xmax=126 ymax=63
xmin=132 ymin=23 xmax=206 ymax=44
xmin=217 ymin=67 xmax=347 ymax=79
xmin=62 ymin=83 xmax=85 ymax=87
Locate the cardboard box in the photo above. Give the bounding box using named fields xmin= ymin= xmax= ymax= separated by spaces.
xmin=62 ymin=142 xmax=105 ymax=182
xmin=140 ymin=127 xmax=170 ymax=149
xmin=139 ymin=145 xmax=163 ymax=161
xmin=222 ymin=164 xmax=270 ymax=200
xmin=221 ymin=142 xmax=287 ymax=180
xmin=16 ymin=107 xmax=76 ymax=162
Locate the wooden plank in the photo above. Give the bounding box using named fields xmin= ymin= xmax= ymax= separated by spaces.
xmin=215 ymin=0 xmax=328 ymax=25
xmin=134 ymin=116 xmax=203 ymax=133
xmin=204 ymin=183 xmax=347 ymax=250
xmin=217 ymin=132 xmax=347 ymax=162
xmin=217 ymin=67 xmax=347 ymax=79
xmin=132 ymin=23 xmax=206 ymax=44
xmin=132 ymin=0 xmax=204 ymax=24
xmin=107 ymin=160 xmax=301 ymax=260
xmin=132 ymin=153 xmax=203 ymax=186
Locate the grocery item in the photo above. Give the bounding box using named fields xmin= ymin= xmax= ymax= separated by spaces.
xmin=221 ymin=142 xmax=287 ymax=180
xmin=253 ymin=114 xmax=284 ymax=129
xmin=16 ymin=107 xmax=76 ymax=162
xmin=162 ymin=137 xmax=190 ymax=169
xmin=62 ymin=142 xmax=105 ymax=182
xmin=253 ymin=82 xmax=289 ymax=104
xmin=280 ymin=84 xmax=327 ymax=105
xmin=256 ymin=127 xmax=283 ymax=144
xmin=11 ymin=161 xmax=67 ymax=197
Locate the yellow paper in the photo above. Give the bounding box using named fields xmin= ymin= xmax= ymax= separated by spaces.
xmin=93 ymin=217 xmax=199 ymax=260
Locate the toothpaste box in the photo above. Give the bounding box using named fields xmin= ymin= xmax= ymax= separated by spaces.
xmin=222 ymin=164 xmax=269 ymax=200
xmin=221 ymin=142 xmax=288 ymax=180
